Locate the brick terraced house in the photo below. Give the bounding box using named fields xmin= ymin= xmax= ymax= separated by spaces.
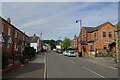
xmin=78 ymin=22 xmax=116 ymax=57
xmin=0 ymin=17 xmax=29 ymax=66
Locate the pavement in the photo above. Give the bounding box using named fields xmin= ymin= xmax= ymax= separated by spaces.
xmin=46 ymin=51 xmax=118 ymax=79
xmin=2 ymin=52 xmax=46 ymax=80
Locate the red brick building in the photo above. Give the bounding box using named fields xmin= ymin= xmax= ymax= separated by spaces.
xmin=0 ymin=17 xmax=29 ymax=65
xmin=78 ymin=22 xmax=116 ymax=57
xmin=70 ymin=34 xmax=77 ymax=49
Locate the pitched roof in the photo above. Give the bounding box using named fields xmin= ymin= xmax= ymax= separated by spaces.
xmin=83 ymin=27 xmax=98 ymax=32
xmin=83 ymin=22 xmax=114 ymax=33
xmin=29 ymin=37 xmax=39 ymax=43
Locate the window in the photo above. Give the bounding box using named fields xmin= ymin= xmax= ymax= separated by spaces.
xmin=15 ymin=30 xmax=17 ymax=38
xmin=90 ymin=45 xmax=93 ymax=51
xmin=14 ymin=43 xmax=17 ymax=50
xmin=8 ymin=26 xmax=11 ymax=36
xmin=109 ymin=32 xmax=112 ymax=38
xmin=23 ymin=36 xmax=25 ymax=41
xmin=2 ymin=23 xmax=5 ymax=33
xmin=103 ymin=45 xmax=106 ymax=49
xmin=103 ymin=32 xmax=106 ymax=37
xmin=94 ymin=32 xmax=96 ymax=39
xmin=85 ymin=33 xmax=87 ymax=38
xmin=7 ymin=44 xmax=10 ymax=48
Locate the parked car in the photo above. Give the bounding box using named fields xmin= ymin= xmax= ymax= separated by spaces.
xmin=63 ymin=51 xmax=68 ymax=56
xmin=66 ymin=50 xmax=76 ymax=57
xmin=53 ymin=48 xmax=56 ymax=52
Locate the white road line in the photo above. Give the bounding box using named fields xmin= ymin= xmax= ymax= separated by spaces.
xmin=78 ymin=58 xmax=117 ymax=70
xmin=82 ymin=66 xmax=105 ymax=78
xmin=86 ymin=60 xmax=117 ymax=70
xmin=69 ymin=60 xmax=75 ymax=64
xmin=44 ymin=56 xmax=47 ymax=80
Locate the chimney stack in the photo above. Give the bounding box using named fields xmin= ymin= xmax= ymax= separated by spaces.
xmin=7 ymin=18 xmax=11 ymax=23
xmin=33 ymin=34 xmax=36 ymax=38
xmin=74 ymin=34 xmax=76 ymax=39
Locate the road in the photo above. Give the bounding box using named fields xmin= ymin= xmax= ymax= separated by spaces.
xmin=46 ymin=51 xmax=118 ymax=79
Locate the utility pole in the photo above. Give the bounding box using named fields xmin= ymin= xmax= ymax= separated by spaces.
xmin=76 ymin=19 xmax=83 ymax=56
xmin=12 ymin=28 xmax=15 ymax=66
xmin=76 ymin=19 xmax=82 ymax=34
xmin=116 ymin=23 xmax=120 ymax=63
xmin=40 ymin=33 xmax=43 ymax=52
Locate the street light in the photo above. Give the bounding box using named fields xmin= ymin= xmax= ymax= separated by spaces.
xmin=76 ymin=19 xmax=83 ymax=56
xmin=76 ymin=19 xmax=82 ymax=32
xmin=76 ymin=19 xmax=82 ymax=40
xmin=40 ymin=33 xmax=43 ymax=52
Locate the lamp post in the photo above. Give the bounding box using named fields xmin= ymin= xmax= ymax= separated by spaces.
xmin=76 ymin=19 xmax=82 ymax=32
xmin=40 ymin=33 xmax=43 ymax=52
xmin=76 ymin=19 xmax=83 ymax=45
xmin=12 ymin=28 xmax=15 ymax=66
xmin=76 ymin=19 xmax=82 ymax=41
xmin=116 ymin=25 xmax=120 ymax=63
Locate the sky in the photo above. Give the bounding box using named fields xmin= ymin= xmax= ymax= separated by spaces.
xmin=1 ymin=1 xmax=118 ymax=40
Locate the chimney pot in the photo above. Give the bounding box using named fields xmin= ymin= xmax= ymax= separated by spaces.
xmin=7 ymin=18 xmax=11 ymax=23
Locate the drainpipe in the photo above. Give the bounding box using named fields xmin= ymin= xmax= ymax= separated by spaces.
xmin=12 ymin=28 xmax=15 ymax=66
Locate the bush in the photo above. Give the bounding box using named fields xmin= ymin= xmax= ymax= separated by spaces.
xmin=2 ymin=53 xmax=9 ymax=69
xmin=25 ymin=47 xmax=36 ymax=56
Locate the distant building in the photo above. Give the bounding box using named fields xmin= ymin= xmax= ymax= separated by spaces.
xmin=70 ymin=34 xmax=77 ymax=49
xmin=29 ymin=34 xmax=42 ymax=53
xmin=78 ymin=22 xmax=116 ymax=57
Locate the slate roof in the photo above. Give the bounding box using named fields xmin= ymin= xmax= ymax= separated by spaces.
xmin=29 ymin=37 xmax=39 ymax=43
xmin=83 ymin=27 xmax=98 ymax=32
xmin=83 ymin=22 xmax=114 ymax=33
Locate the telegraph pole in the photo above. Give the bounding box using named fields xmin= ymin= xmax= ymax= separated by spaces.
xmin=116 ymin=23 xmax=120 ymax=63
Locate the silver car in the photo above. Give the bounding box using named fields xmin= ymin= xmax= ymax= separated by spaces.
xmin=67 ymin=50 xmax=76 ymax=57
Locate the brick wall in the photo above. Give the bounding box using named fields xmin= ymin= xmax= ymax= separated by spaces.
xmin=1 ymin=17 xmax=29 ymax=60
xmin=78 ymin=22 xmax=116 ymax=57
xmin=95 ymin=22 xmax=115 ymax=52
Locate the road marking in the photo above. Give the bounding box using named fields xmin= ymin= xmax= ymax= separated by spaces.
xmin=78 ymin=58 xmax=117 ymax=70
xmin=44 ymin=56 xmax=47 ymax=80
xmin=69 ymin=60 xmax=75 ymax=64
xmin=86 ymin=59 xmax=117 ymax=70
xmin=82 ymin=66 xmax=105 ymax=78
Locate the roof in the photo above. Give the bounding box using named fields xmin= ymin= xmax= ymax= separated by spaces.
xmin=29 ymin=37 xmax=39 ymax=43
xmin=1 ymin=16 xmax=28 ymax=37
xmin=83 ymin=22 xmax=114 ymax=33
xmin=83 ymin=27 xmax=98 ymax=32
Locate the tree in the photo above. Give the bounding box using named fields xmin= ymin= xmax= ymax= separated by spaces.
xmin=62 ymin=37 xmax=71 ymax=51
xmin=43 ymin=39 xmax=63 ymax=50
xmin=56 ymin=40 xmax=62 ymax=45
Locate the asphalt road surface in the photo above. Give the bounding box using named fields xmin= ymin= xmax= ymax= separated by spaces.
xmin=46 ymin=51 xmax=118 ymax=79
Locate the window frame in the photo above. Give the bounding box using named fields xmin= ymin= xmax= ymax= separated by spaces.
xmin=15 ymin=30 xmax=18 ymax=38
xmin=108 ymin=32 xmax=112 ymax=38
xmin=103 ymin=31 xmax=106 ymax=37
xmin=8 ymin=26 xmax=11 ymax=36
xmin=94 ymin=32 xmax=96 ymax=39
xmin=2 ymin=23 xmax=5 ymax=33
xmin=7 ymin=43 xmax=10 ymax=48
xmin=103 ymin=45 xmax=106 ymax=49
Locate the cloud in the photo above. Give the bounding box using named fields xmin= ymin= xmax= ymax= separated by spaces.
xmin=2 ymin=2 xmax=118 ymax=40
xmin=1 ymin=0 xmax=120 ymax=2
xmin=0 ymin=3 xmax=2 ymax=17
